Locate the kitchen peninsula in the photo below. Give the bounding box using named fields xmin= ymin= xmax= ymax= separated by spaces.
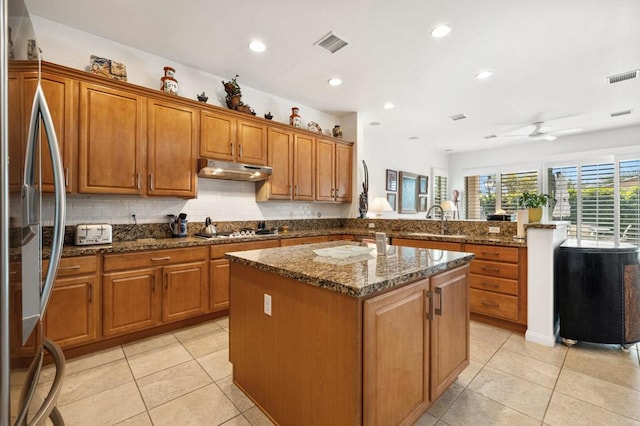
xmin=228 ymin=241 xmax=474 ymax=425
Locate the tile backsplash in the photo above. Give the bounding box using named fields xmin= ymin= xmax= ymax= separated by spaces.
xmin=42 ymin=178 xmax=350 ymax=226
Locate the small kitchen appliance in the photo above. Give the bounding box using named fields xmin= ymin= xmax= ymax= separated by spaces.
xmin=170 ymin=213 xmax=188 ymax=237
xmin=75 ymin=223 xmax=113 ymax=245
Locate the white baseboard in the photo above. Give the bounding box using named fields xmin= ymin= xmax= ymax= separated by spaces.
xmin=525 ymin=330 xmax=557 ymax=347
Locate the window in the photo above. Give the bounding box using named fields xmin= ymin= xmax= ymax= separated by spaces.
xmin=433 ymin=175 xmax=448 ymax=211
xmin=500 ymin=170 xmax=538 ymax=213
xmin=548 ymin=159 xmax=640 ymax=244
xmin=464 ymin=175 xmax=496 ymax=219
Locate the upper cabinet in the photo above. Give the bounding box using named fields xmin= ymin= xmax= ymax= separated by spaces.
xmin=256 ymin=128 xmax=316 ymax=202
xmin=78 ymin=82 xmax=145 ymax=195
xmin=316 ymin=138 xmax=352 ymax=203
xmin=147 ymin=99 xmax=198 ymax=197
xmin=200 ymin=110 xmax=267 ymax=166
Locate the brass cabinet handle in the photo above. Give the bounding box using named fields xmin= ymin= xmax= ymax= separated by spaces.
xmin=426 ymin=290 xmax=434 ymax=321
xmin=150 ymin=174 xmax=154 ymax=191
xmin=151 ymin=275 xmax=155 ymax=292
xmin=288 ymin=184 xmax=292 ymax=196
xmin=295 ymin=185 xmax=299 ymax=196
xmin=435 ymin=287 xmax=443 ymax=316
xmin=136 ymin=173 xmax=140 ymax=190
xmin=481 ymin=266 xmax=500 ymax=272
xmin=481 ymin=251 xmax=500 ymax=256
xmin=481 ymin=282 xmax=499 ymax=288
xmin=9 ymin=271 xmax=17 ymax=275
xmin=165 ymin=273 xmax=168 ymax=290
xmin=59 ymin=265 xmax=81 ymax=270
xmin=151 ymin=256 xmax=171 ymax=261
xmin=239 ymin=144 xmax=243 ymax=157
xmin=88 ymin=283 xmax=92 ymax=303
xmin=481 ymin=300 xmax=499 ymax=308
xmin=230 ymin=142 xmax=234 ymax=156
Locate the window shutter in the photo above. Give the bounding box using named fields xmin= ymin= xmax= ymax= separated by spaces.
xmin=580 ymin=163 xmax=615 ymax=242
xmin=619 ymin=160 xmax=640 ymax=244
xmin=500 ymin=170 xmax=537 ymax=213
xmin=464 ymin=175 xmax=496 ymax=219
xmin=433 ymin=176 xmax=448 ymax=209
xmin=547 ymin=166 xmax=577 ymax=237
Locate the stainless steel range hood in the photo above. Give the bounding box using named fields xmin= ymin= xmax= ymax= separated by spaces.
xmin=197 ymin=158 xmax=272 ymax=182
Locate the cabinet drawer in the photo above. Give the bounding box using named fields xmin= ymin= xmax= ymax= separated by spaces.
xmin=45 ymin=256 xmax=98 ymax=277
xmin=470 ymin=288 xmax=519 ymax=321
xmin=470 ymin=260 xmax=518 ymax=280
xmin=464 ymin=244 xmax=518 ymax=263
xmin=469 ymin=274 xmax=518 ymax=296
xmin=210 ymin=240 xmax=280 ymax=259
xmin=104 ymin=246 xmax=208 ymax=271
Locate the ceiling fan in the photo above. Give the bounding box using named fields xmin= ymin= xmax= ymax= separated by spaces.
xmin=503 ymin=122 xmax=558 ymax=141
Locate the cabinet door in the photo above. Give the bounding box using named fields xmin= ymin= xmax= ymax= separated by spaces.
xmin=147 ymin=99 xmax=198 ymax=197
xmin=44 ymin=274 xmax=99 ymax=348
xmin=335 ymin=143 xmax=352 ymax=202
xmin=103 ymin=268 xmax=159 ymax=337
xmin=162 ymin=261 xmax=208 ymax=323
xmin=210 ymin=259 xmax=230 ymax=311
xmin=293 ymin=134 xmax=315 ymax=200
xmin=364 ymin=279 xmax=431 ymax=426
xmin=266 ymin=127 xmax=293 ymax=199
xmin=22 ymin=72 xmax=76 ymax=193
xmin=200 ymin=109 xmax=236 ymax=161
xmin=78 ymin=82 xmax=144 ymax=194
xmin=315 ymin=138 xmax=335 ymax=201
xmin=430 ymin=265 xmax=470 ymax=400
xmin=8 ymin=73 xmax=22 ymax=192
xmin=237 ymin=118 xmax=267 ymax=165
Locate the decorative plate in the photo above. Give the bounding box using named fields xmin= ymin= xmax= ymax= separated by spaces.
xmin=89 ymin=55 xmax=127 ymax=81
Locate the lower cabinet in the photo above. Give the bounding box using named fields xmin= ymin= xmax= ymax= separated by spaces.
xmin=363 ymin=265 xmax=470 ymax=426
xmin=209 ymin=240 xmax=280 ymax=312
xmin=102 ymin=247 xmax=208 ymax=337
xmin=44 ymin=256 xmax=100 ymax=348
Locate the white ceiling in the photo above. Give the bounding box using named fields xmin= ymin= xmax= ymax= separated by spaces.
xmin=24 ymin=0 xmax=640 ymax=152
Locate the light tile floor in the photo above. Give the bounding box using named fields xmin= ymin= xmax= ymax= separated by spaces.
xmin=41 ymin=318 xmax=639 ymax=426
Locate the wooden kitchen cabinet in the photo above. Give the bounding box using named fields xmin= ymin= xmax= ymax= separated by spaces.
xmin=103 ymin=246 xmax=208 ymax=337
xmin=464 ymin=244 xmax=527 ymax=332
xmin=8 ymin=72 xmax=21 ymax=192
xmin=256 ymin=128 xmax=315 ymax=202
xmin=364 ymin=265 xmax=469 ymax=425
xmin=43 ymin=256 xmax=100 ymax=348
xmin=21 ymin=70 xmax=77 ymax=193
xmin=147 ymin=98 xmax=198 ymax=197
xmin=315 ymin=138 xmax=352 ymax=202
xmin=78 ymin=81 xmax=145 ymax=195
xmin=200 ymin=110 xmax=267 ymax=165
xmin=209 ymin=240 xmax=279 ymax=312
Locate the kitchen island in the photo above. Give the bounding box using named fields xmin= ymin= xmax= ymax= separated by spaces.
xmin=228 ymin=241 xmax=474 ymax=425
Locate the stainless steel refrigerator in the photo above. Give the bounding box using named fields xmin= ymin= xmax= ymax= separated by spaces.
xmin=1 ymin=0 xmax=67 ymax=424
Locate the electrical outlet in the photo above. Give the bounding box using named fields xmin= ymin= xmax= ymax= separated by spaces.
xmin=368 ymin=223 xmax=376 ymax=228
xmin=264 ymin=294 xmax=272 ymax=316
xmin=488 ymin=226 xmax=501 ymax=234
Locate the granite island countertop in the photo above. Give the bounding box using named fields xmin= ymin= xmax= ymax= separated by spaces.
xmin=226 ymin=240 xmax=475 ymax=298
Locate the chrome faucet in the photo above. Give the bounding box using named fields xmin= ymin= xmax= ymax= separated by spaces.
xmin=425 ymin=205 xmax=447 ymax=234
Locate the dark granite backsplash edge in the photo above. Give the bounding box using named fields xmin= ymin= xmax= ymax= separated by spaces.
xmin=43 ymin=218 xmax=523 ymax=246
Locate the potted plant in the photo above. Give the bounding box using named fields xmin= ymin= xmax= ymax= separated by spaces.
xmin=517 ymin=191 xmax=551 ymax=223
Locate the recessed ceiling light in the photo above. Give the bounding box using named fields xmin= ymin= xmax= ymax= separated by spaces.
xmin=431 ymin=24 xmax=452 ymax=38
xmin=475 ymin=70 xmax=493 ymax=79
xmin=248 ymin=40 xmax=266 ymax=53
xmin=444 ymin=149 xmax=453 ymax=152
xmin=369 ymin=121 xmax=381 ymax=126
xmin=449 ymin=113 xmax=467 ymax=121
xmin=408 ymin=136 xmax=419 ymax=140
xmin=328 ymin=78 xmax=342 ymax=86
xmin=383 ymin=102 xmax=395 ymax=109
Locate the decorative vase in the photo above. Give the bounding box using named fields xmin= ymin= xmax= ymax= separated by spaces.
xmin=197 ymin=92 xmax=208 ymax=102
xmin=527 ymin=207 xmax=543 ymax=223
xmin=290 ymin=107 xmax=302 ymax=128
xmin=264 ymin=112 xmax=273 ymax=120
xmin=160 ymin=67 xmax=178 ymax=95
xmin=332 ymin=125 xmax=343 ymax=138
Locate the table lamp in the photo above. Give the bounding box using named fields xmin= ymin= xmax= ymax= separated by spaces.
xmin=441 ymin=200 xmax=457 ymax=219
xmin=370 ymin=197 xmax=393 ymax=217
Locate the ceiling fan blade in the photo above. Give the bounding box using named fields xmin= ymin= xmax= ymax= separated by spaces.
xmin=534 ymin=134 xmax=557 ymax=141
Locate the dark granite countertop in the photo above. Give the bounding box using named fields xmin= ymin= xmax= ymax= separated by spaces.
xmin=226 ymin=240 xmax=475 ymax=298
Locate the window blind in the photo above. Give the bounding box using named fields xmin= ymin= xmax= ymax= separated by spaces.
xmin=547 ymin=166 xmax=578 ymax=237
xmin=580 ymin=163 xmax=615 ymax=242
xmin=433 ymin=175 xmax=448 ymax=211
xmin=464 ymin=175 xmax=497 ymax=219
xmin=500 ymin=170 xmax=537 ymax=213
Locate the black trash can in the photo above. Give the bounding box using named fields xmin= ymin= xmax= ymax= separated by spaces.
xmin=555 ymin=239 xmax=640 ymax=347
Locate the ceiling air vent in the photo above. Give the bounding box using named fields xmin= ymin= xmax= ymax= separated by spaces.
xmin=607 ymin=70 xmax=639 ymax=84
xmin=483 ymin=134 xmax=497 ymax=139
xmin=449 ymin=113 xmax=467 ymax=121
xmin=611 ymin=109 xmax=632 ymax=117
xmin=314 ymin=32 xmax=349 ymax=54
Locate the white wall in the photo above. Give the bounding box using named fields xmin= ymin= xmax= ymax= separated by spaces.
xmin=30 ymin=16 xmax=351 ymax=225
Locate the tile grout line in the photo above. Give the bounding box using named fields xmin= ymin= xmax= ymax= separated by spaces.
xmin=539 ymin=340 xmax=571 ymax=424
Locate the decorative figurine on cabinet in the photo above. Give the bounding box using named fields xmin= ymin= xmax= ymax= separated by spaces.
xmin=332 ymin=125 xmax=343 ymax=138
xmin=222 ymin=75 xmax=256 ymax=115
xmin=290 ymin=107 xmax=302 ymax=128
xmin=264 ymin=112 xmax=273 ymax=120
xmin=197 ymin=92 xmax=208 ymax=102
xmin=161 ymin=66 xmax=178 ymax=95
xmin=307 ymin=121 xmax=322 ymax=133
